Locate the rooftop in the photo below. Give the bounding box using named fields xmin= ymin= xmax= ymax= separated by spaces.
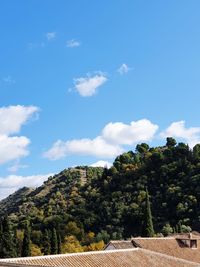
xmin=105 ymin=234 xmax=200 ymax=264
xmin=0 ymin=248 xmax=199 ymax=267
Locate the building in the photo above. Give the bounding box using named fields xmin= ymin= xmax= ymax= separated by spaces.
xmin=1 ymin=234 xmax=200 ymax=266
xmin=105 ymin=233 xmax=200 ymax=265
xmin=0 ymin=248 xmax=199 ymax=267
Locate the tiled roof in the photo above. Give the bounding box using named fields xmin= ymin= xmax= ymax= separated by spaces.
xmin=131 ymin=237 xmax=200 ymax=263
xmin=0 ymin=248 xmax=198 ymax=267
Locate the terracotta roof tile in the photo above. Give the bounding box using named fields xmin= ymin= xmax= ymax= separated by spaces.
xmin=131 ymin=238 xmax=200 ymax=263
xmin=0 ymin=248 xmax=199 ymax=267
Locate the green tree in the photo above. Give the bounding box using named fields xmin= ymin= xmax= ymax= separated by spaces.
xmin=13 ymin=228 xmax=19 ymax=257
xmin=42 ymin=229 xmax=51 ymax=255
xmin=51 ymin=228 xmax=58 ymax=254
xmin=65 ymin=221 xmax=82 ymax=239
xmin=22 ymin=221 xmax=31 ymax=257
xmin=142 ymin=189 xmax=154 ymax=237
xmin=193 ymin=144 xmax=200 ymax=160
xmin=166 ymin=137 xmax=177 ymax=147
xmin=0 ymin=217 xmax=16 ymax=258
xmin=57 ymin=233 xmax=62 ymax=254
xmin=136 ymin=143 xmax=149 ymax=154
xmin=161 ymin=223 xmax=173 ymax=236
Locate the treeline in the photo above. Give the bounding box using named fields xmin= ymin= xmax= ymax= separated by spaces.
xmin=0 ymin=217 xmax=104 ymax=258
xmin=1 ymin=138 xmax=200 ymax=257
xmin=0 ymin=217 xmax=59 ymax=257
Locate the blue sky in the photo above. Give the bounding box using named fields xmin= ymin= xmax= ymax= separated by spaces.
xmin=1 ymin=0 xmax=200 ymax=199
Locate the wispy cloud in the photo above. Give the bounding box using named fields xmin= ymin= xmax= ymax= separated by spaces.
xmin=66 ymin=39 xmax=80 ymax=48
xmin=117 ymin=63 xmax=132 ymax=75
xmin=73 ymin=72 xmax=108 ymax=97
xmin=7 ymin=162 xmax=28 ymax=173
xmin=28 ymin=42 xmax=45 ymax=49
xmin=2 ymin=76 xmax=16 ymax=85
xmin=28 ymin=32 xmax=56 ymax=49
xmin=46 ymin=32 xmax=56 ymax=41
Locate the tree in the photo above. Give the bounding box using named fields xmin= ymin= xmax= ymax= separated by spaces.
xmin=13 ymin=228 xmax=19 ymax=257
xmin=136 ymin=143 xmax=149 ymax=154
xmin=31 ymin=244 xmax=43 ymax=256
xmin=57 ymin=233 xmax=62 ymax=254
xmin=22 ymin=221 xmax=31 ymax=257
xmin=161 ymin=223 xmax=173 ymax=236
xmin=65 ymin=221 xmax=82 ymax=239
xmin=86 ymin=240 xmax=105 ymax=251
xmin=0 ymin=217 xmax=16 ymax=258
xmin=61 ymin=236 xmax=84 ymax=253
xmin=166 ymin=137 xmax=176 ymax=147
xmin=42 ymin=229 xmax=51 ymax=255
xmin=51 ymin=228 xmax=58 ymax=254
xmin=193 ymin=144 xmax=200 ymax=160
xmin=142 ymin=189 xmax=154 ymax=237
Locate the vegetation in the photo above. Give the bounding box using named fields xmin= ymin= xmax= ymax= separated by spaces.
xmin=21 ymin=221 xmax=31 ymax=257
xmin=142 ymin=189 xmax=154 ymax=237
xmin=0 ymin=217 xmax=16 ymax=258
xmin=1 ymin=138 xmax=200 ymax=257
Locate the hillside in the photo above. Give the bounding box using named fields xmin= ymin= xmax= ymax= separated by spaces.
xmin=0 ymin=187 xmax=34 ymax=215
xmin=1 ymin=137 xmax=200 ymax=257
xmin=0 ymin=166 xmax=104 ymax=220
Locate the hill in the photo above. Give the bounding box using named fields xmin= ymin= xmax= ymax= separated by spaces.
xmin=0 ymin=187 xmax=34 ymax=215
xmin=1 ymin=137 xmax=200 ymax=257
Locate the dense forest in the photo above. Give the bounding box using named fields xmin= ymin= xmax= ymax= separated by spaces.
xmin=1 ymin=137 xmax=200 ymax=258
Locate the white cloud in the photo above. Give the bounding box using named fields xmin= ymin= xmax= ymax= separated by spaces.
xmin=102 ymin=119 xmax=159 ymax=145
xmin=0 ymin=135 xmax=30 ymax=164
xmin=74 ymin=73 xmax=108 ymax=97
xmin=90 ymin=160 xmax=112 ymax=168
xmin=160 ymin=121 xmax=200 ymax=147
xmin=46 ymin=32 xmax=56 ymax=41
xmin=117 ymin=63 xmax=132 ymax=75
xmin=43 ymin=137 xmax=123 ymax=160
xmin=0 ymin=105 xmax=39 ymax=135
xmin=43 ymin=119 xmax=158 ymax=160
xmin=0 ymin=173 xmax=53 ymax=200
xmin=0 ymin=105 xmax=39 ymax=164
xmin=66 ymin=39 xmax=80 ymax=48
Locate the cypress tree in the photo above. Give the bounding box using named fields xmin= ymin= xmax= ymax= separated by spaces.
xmin=142 ymin=189 xmax=154 ymax=237
xmin=13 ymin=228 xmax=18 ymax=257
xmin=1 ymin=216 xmax=16 ymax=258
xmin=51 ymin=228 xmax=58 ymax=254
xmin=57 ymin=233 xmax=61 ymax=254
xmin=22 ymin=221 xmax=31 ymax=257
xmin=42 ymin=229 xmax=51 ymax=255
xmin=13 ymin=228 xmax=21 ymax=257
